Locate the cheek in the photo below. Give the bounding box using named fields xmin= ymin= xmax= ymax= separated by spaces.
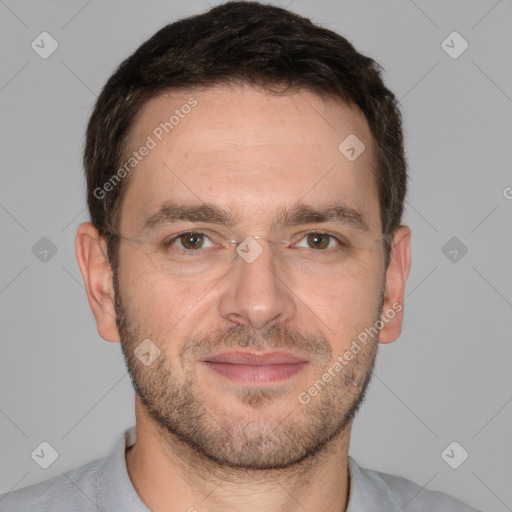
xmin=121 ymin=264 xmax=214 ymax=342
xmin=118 ymin=260 xmax=171 ymax=328
xmin=303 ymin=260 xmax=382 ymax=340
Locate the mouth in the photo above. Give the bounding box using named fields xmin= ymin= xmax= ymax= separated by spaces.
xmin=201 ymin=351 xmax=309 ymax=384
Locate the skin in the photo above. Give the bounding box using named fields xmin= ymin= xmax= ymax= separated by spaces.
xmin=76 ymin=83 xmax=411 ymax=512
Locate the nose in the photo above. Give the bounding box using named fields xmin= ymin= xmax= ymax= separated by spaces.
xmin=218 ymin=237 xmax=297 ymax=330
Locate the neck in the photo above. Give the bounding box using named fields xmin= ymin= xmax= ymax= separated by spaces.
xmin=126 ymin=401 xmax=352 ymax=512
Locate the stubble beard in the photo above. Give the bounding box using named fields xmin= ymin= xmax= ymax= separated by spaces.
xmin=113 ymin=268 xmax=383 ymax=473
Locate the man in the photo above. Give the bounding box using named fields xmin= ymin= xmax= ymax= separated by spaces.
xmin=0 ymin=1 xmax=480 ymax=510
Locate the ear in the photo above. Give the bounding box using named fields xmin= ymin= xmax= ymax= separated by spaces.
xmin=378 ymin=224 xmax=411 ymax=344
xmin=75 ymin=222 xmax=120 ymax=342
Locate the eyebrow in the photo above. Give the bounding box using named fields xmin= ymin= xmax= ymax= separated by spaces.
xmin=142 ymin=200 xmax=370 ymax=232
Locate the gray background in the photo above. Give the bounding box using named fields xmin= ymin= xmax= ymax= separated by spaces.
xmin=1 ymin=0 xmax=511 ymax=509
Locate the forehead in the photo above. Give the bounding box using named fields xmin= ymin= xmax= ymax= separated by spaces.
xmin=119 ymin=84 xmax=380 ymax=235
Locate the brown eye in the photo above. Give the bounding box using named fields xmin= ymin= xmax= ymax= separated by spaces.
xmin=179 ymin=232 xmax=205 ymax=250
xmin=293 ymin=231 xmax=345 ymax=251
xmin=163 ymin=231 xmax=217 ymax=253
xmin=306 ymin=233 xmax=331 ymax=249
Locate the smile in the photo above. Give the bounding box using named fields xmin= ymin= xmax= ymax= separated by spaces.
xmin=201 ymin=351 xmax=309 ymax=383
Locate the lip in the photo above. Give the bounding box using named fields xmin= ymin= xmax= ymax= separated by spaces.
xmin=203 ymin=351 xmax=307 ymax=365
xmin=201 ymin=351 xmax=309 ymax=384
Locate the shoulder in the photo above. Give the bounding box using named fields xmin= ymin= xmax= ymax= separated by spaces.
xmin=348 ymin=457 xmax=482 ymax=511
xmin=0 ymin=457 xmax=102 ymax=512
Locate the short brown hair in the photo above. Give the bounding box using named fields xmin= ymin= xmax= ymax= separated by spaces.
xmin=83 ymin=0 xmax=407 ymax=271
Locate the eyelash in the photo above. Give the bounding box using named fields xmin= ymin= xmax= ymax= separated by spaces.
xmin=163 ymin=230 xmax=349 ymax=253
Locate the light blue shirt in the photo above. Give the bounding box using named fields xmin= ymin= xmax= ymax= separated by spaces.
xmin=0 ymin=426 xmax=481 ymax=511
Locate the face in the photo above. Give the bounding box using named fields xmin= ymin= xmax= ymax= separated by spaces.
xmin=113 ymin=84 xmax=388 ymax=470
